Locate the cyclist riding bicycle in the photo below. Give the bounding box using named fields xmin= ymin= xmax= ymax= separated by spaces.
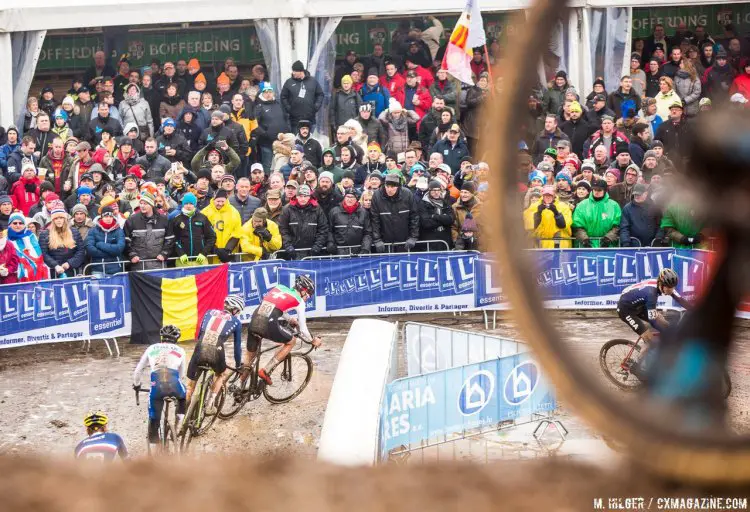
xmin=74 ymin=411 xmax=129 ymax=461
xmin=185 ymin=295 xmax=244 ymax=414
xmin=247 ymin=274 xmax=322 ymax=385
xmin=133 ymin=324 xmax=187 ymax=452
xmin=617 ymin=268 xmax=690 ymax=370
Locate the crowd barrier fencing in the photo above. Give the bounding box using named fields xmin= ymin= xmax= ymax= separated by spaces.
xmin=80 ymin=252 xmax=257 ymax=276
xmin=0 ymin=248 xmax=718 ymax=351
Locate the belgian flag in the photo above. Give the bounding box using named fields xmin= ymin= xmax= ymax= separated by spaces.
xmin=129 ymin=264 xmax=229 ymax=344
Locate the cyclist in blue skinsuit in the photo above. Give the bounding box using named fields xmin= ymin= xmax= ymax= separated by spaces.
xmin=185 ymin=295 xmax=244 ymax=415
xmin=617 ymin=268 xmax=690 ymax=369
xmin=74 ymin=411 xmax=128 ymax=462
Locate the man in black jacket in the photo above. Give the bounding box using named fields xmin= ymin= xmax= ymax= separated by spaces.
xmin=170 ymin=192 xmax=216 ymax=265
xmin=607 ymin=76 xmax=642 ymax=119
xmin=254 ymin=84 xmax=289 ymax=171
xmin=124 ymin=191 xmax=175 ymax=270
xmin=327 ymin=188 xmax=372 ymax=255
xmin=417 ymin=179 xmax=454 ymax=251
xmin=277 ymin=184 xmax=329 ymax=259
xmin=134 ymin=138 xmax=172 ymax=180
xmin=229 ymin=177 xmax=262 ymax=225
xmin=619 ymin=184 xmax=662 ymax=247
xmin=198 ymin=111 xmax=239 ymax=155
xmin=218 ymin=104 xmax=249 ymax=178
xmin=280 ymin=61 xmax=324 ymax=132
xmin=370 ymin=173 xmax=420 ymax=253
xmin=156 ymin=118 xmax=191 ymax=166
xmin=296 ymin=120 xmax=323 ymax=169
xmin=559 ymin=101 xmax=593 ymax=160
xmin=314 ymin=171 xmax=344 ymax=217
xmin=88 ymin=102 xmax=123 ymax=145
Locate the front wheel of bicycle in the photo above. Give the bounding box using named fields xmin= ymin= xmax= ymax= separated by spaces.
xmin=599 ymin=339 xmax=644 ymax=391
xmin=195 ymin=374 xmax=223 ymax=436
xmin=218 ymin=371 xmax=250 ymax=419
xmin=263 ymin=354 xmax=313 ymax=404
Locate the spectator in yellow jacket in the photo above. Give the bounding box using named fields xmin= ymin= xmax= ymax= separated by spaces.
xmin=239 ymin=207 xmax=282 ymax=261
xmin=201 ymin=189 xmax=242 ymax=262
xmin=523 ymin=185 xmax=573 ymax=248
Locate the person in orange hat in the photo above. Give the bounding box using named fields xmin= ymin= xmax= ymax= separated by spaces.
xmin=216 ymin=73 xmax=232 ymax=105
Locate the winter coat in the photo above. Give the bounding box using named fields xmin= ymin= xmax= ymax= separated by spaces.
xmin=429 ymin=79 xmax=459 ymax=113
xmin=39 ymin=226 xmax=86 ymax=274
xmin=660 ymin=203 xmax=703 ymax=249
xmin=40 ymin=150 xmax=74 ymax=196
xmin=7 ymin=228 xmax=47 ymax=282
xmin=197 ymin=123 xmax=239 ymax=154
xmin=27 ymin=128 xmax=56 ymax=157
xmin=571 ymin=193 xmax=621 ymax=247
xmin=230 ymin=107 xmax=258 ymax=156
xmin=201 ymin=200 xmax=242 ymax=251
xmin=654 ymin=120 xmax=691 ymax=165
xmin=560 ymin=118 xmax=595 ymax=159
xmin=9 ymin=175 xmax=41 ymax=215
xmin=190 ymin=144 xmax=240 ymax=176
xmin=608 ymin=181 xmax=637 ymax=209
xmin=278 ymin=199 xmax=330 ymax=255
xmin=69 ymin=218 xmax=94 ymax=241
xmin=296 ymin=134 xmax=323 ymax=169
xmin=88 ymin=115 xmax=123 ymax=145
xmin=239 ymin=218 xmax=282 ymax=260
xmin=330 ymin=89 xmax=363 ymax=129
xmin=673 ymin=71 xmax=702 ymax=117
xmin=170 ymin=210 xmax=216 ymax=258
xmin=418 ymin=108 xmax=451 ymax=152
xmin=542 ymin=84 xmax=567 ymax=115
xmin=6 ymin=148 xmax=40 ymax=183
xmin=380 ymin=73 xmax=406 ymax=98
xmin=432 ymin=138 xmax=471 ymax=175
xmin=0 ymin=239 xmax=20 ymax=284
xmin=358 ymin=115 xmax=388 ymax=149
xmin=620 ymin=199 xmax=662 ymax=247
xmin=134 ymin=152 xmax=172 ymax=180
xmin=523 ymin=198 xmax=573 ymax=248
xmin=532 ymin=128 xmax=569 ymax=163
xmin=178 ymin=108 xmax=202 ymax=153
xmin=462 ymin=86 xmax=488 ymax=139
xmin=360 ymin=83 xmax=391 ymax=117
xmin=155 ymin=131 xmax=191 ymax=165
xmin=253 ymin=98 xmax=290 ymax=147
xmin=394 ymin=85 xmax=432 ymax=121
xmin=0 ymin=142 xmax=20 ymax=173
xmin=379 ymin=109 xmax=420 ymax=154
xmin=280 ymin=73 xmax=324 ymax=127
xmin=85 ymin=221 xmax=126 ymax=275
xmin=418 ymin=194 xmax=454 ymax=251
xmin=653 ymin=89 xmax=681 ymax=120
xmin=730 ymin=71 xmax=750 ymax=99
xmin=225 ymin=119 xmax=250 ymax=159
xmin=119 ymin=88 xmax=154 ymax=138
xmin=327 ymin=203 xmax=372 ymax=254
xmin=123 ymin=212 xmax=174 ymax=269
xmin=584 ymin=130 xmax=630 ymax=159
xmin=645 ymin=70 xmax=664 ymax=98
xmin=315 ymin=187 xmax=344 ymax=218
xmin=452 ymin=197 xmax=481 ymax=242
xmin=229 ymin=194 xmax=262 ymax=225
xmin=584 ymin=106 xmax=616 ymax=128
xmin=630 ymin=69 xmax=647 ymax=97
xmin=607 ymin=87 xmax=642 ymax=119
xmin=370 ymin=186 xmax=420 ymax=245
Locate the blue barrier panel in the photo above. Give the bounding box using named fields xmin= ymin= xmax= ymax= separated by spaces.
xmin=379 ymin=352 xmax=556 ymax=456
xmin=0 ymin=249 xmax=712 ymax=347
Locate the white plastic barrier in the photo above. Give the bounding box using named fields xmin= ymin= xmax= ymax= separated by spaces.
xmin=317 ymin=318 xmax=397 ymax=466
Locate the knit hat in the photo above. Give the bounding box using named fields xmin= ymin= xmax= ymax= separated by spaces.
xmin=389 ymin=98 xmax=403 ymax=112
xmin=555 ymin=170 xmax=573 ymax=185
xmin=252 ymin=207 xmax=268 ymax=221
xmin=368 ymin=170 xmax=383 ymax=182
xmin=367 ymin=68 xmax=379 ymax=78
xmin=541 ymin=184 xmax=556 ymax=196
xmin=367 ymin=141 xmax=382 ymax=152
xmin=196 ymin=169 xmax=212 ymax=182
xmin=593 ymin=78 xmax=605 ymax=88
xmin=318 ymin=171 xmax=334 ymax=184
xmin=215 ymin=189 xmax=229 ymax=199
xmin=384 ymin=173 xmax=401 ymax=185
xmin=211 ymin=110 xmax=224 ymax=120
xmin=292 ymin=144 xmax=305 ymax=154
xmin=716 ymin=46 xmax=728 ymax=59
xmin=528 ymin=170 xmax=546 ymax=184
xmin=580 ymin=161 xmax=596 ymax=173
xmin=576 ymin=180 xmax=591 ymax=192
xmin=428 ymin=179 xmax=444 ymax=190
xmin=569 ymin=101 xmax=583 ymax=114
xmin=217 ymin=73 xmax=231 ymax=86
xmin=343 ymin=188 xmax=357 ymax=197
xmin=605 ymin=168 xmax=621 ymax=181
xmin=0 ymin=195 xmax=11 ymax=205
xmin=182 ymin=192 xmax=197 ymax=206
xmin=359 ymin=103 xmax=373 ymax=112
xmin=70 ymin=203 xmax=88 ymax=216
xmin=41 ymin=182 xmax=55 ymax=195
xmin=77 ymin=186 xmax=93 ymax=197
xmin=221 ymin=174 xmax=236 ymax=184
xmin=616 ymin=143 xmax=630 ymax=156
xmin=162 ymin=118 xmax=176 ymax=129
xmin=292 ymin=60 xmax=305 ymax=72
xmin=341 ymin=75 xmax=353 ymax=85
xmin=89 ymin=163 xmax=105 ymax=175
xmin=461 ymin=182 xmax=475 ymax=193
xmin=563 ymin=158 xmax=580 ymax=172
xmin=8 ymin=212 xmax=26 ymax=225
xmin=49 ymin=200 xmax=67 ymax=219
xmin=643 ymin=150 xmax=658 ymax=162
xmin=100 ymin=205 xmax=115 ymax=216
xmin=342 ymin=170 xmax=355 ymax=181
xmin=266 ymin=189 xmax=282 ymax=199
xmin=139 ymin=191 xmax=156 ymax=207
xmin=544 ymin=147 xmax=558 ymax=159
xmin=127 ymin=165 xmax=144 ymax=180
xmin=98 ymin=196 xmax=117 ymax=213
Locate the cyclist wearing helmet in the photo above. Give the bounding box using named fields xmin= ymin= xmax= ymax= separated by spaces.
xmin=247 ymin=274 xmax=322 ymax=385
xmin=185 ymin=294 xmax=244 ymax=414
xmin=617 ymin=268 xmax=689 ymax=346
xmin=75 ymin=411 xmax=128 ymax=461
xmin=133 ymin=324 xmax=187 ymax=451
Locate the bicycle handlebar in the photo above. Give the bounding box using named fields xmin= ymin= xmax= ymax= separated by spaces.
xmin=133 ymin=386 xmax=149 ymax=406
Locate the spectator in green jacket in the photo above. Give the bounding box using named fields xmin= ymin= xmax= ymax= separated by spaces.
xmin=572 ymin=178 xmax=621 ymax=247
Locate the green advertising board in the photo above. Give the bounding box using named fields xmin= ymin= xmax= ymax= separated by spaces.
xmin=38 ymin=13 xmax=522 ymax=73
xmin=632 ymin=3 xmax=750 ymax=39
xmin=38 ymin=26 xmax=264 ymax=72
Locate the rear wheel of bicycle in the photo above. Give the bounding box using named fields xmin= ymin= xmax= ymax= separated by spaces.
xmin=179 ymin=392 xmax=200 ymax=451
xmin=599 ymin=339 xmax=643 ymax=392
xmin=218 ymin=371 xmax=250 ymax=419
xmin=195 ymin=374 xmax=222 ymax=436
xmin=263 ymin=354 xmax=312 ymax=404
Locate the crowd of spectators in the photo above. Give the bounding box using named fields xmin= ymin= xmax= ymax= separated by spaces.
xmin=0 ymin=17 xmax=492 ymax=283
xmin=0 ymin=20 xmax=746 ymax=284
xmin=521 ymin=22 xmax=750 ymax=251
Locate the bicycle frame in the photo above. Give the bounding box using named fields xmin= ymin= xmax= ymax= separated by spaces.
xmin=135 ymin=388 xmax=178 ymax=453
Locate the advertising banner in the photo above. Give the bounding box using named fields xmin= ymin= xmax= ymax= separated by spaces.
xmin=632 ymin=4 xmax=750 ymax=39
xmin=0 ymin=249 xmax=714 ymax=349
xmin=380 ymin=352 xmax=556 ymax=455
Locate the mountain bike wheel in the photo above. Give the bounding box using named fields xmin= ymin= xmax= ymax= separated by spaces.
xmin=179 ymin=393 xmax=200 ymax=451
xmin=599 ymin=340 xmax=643 ymax=391
xmin=263 ymin=354 xmax=312 ymax=404
xmin=485 ymin=0 xmax=750 ymax=485
xmin=195 ymin=374 xmax=222 ymax=436
xmin=218 ymin=371 xmax=250 ymax=420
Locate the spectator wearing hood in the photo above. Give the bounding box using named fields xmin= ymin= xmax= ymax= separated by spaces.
xmin=38 ymin=86 xmax=58 ymax=118
xmin=239 ymin=206 xmax=282 ymax=261
xmin=572 ymin=178 xmax=621 ymax=248
xmin=119 ymin=83 xmax=154 ymax=139
xmin=619 ymin=183 xmax=662 ymax=247
xmin=85 ymin=202 xmax=126 ymax=276
xmin=327 ymin=187 xmax=372 ymax=255
xmin=704 ymin=47 xmax=736 ymax=102
xmin=278 ymin=184 xmax=329 ymax=259
xmin=201 ymin=189 xmax=242 ymax=262
xmin=253 ymin=84 xmax=290 ymax=171
xmin=609 ymin=163 xmax=640 ymax=208
xmin=177 ymin=106 xmax=202 ymax=154
xmin=280 ymin=61 xmax=324 ymax=132
xmin=524 ymin=184 xmax=573 ymax=248
xmin=52 ymin=109 xmax=74 ymax=142
xmin=330 ymin=75 xmax=364 ymax=131
xmin=156 ymin=118 xmax=191 ymax=166
xmin=417 ymin=179 xmax=454 ymax=251
xmin=542 ymin=71 xmax=569 ymax=115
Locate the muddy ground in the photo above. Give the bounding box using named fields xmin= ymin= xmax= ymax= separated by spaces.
xmin=0 ymin=311 xmax=748 ymax=460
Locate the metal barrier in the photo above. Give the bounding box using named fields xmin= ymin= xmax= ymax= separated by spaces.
xmin=296 ymin=240 xmax=452 ymax=260
xmin=533 ymin=236 xmax=611 ymax=248
xmin=82 ymin=252 xmax=255 ymax=276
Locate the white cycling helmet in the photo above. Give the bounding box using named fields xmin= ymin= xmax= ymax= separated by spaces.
xmin=224 ymin=295 xmax=245 ymax=314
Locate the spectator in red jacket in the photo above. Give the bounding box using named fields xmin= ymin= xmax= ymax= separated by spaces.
xmin=403 ymin=56 xmax=434 ymax=90
xmin=380 ymin=61 xmax=405 ymax=98
xmin=730 ymin=61 xmax=750 ymax=99
xmin=394 ymin=70 xmax=432 ymax=121
xmin=0 ymin=228 xmax=20 ymax=285
xmin=10 ymin=161 xmax=41 ymax=216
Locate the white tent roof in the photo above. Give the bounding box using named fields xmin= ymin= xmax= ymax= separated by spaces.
xmin=1 ymin=0 xmax=748 ymax=32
